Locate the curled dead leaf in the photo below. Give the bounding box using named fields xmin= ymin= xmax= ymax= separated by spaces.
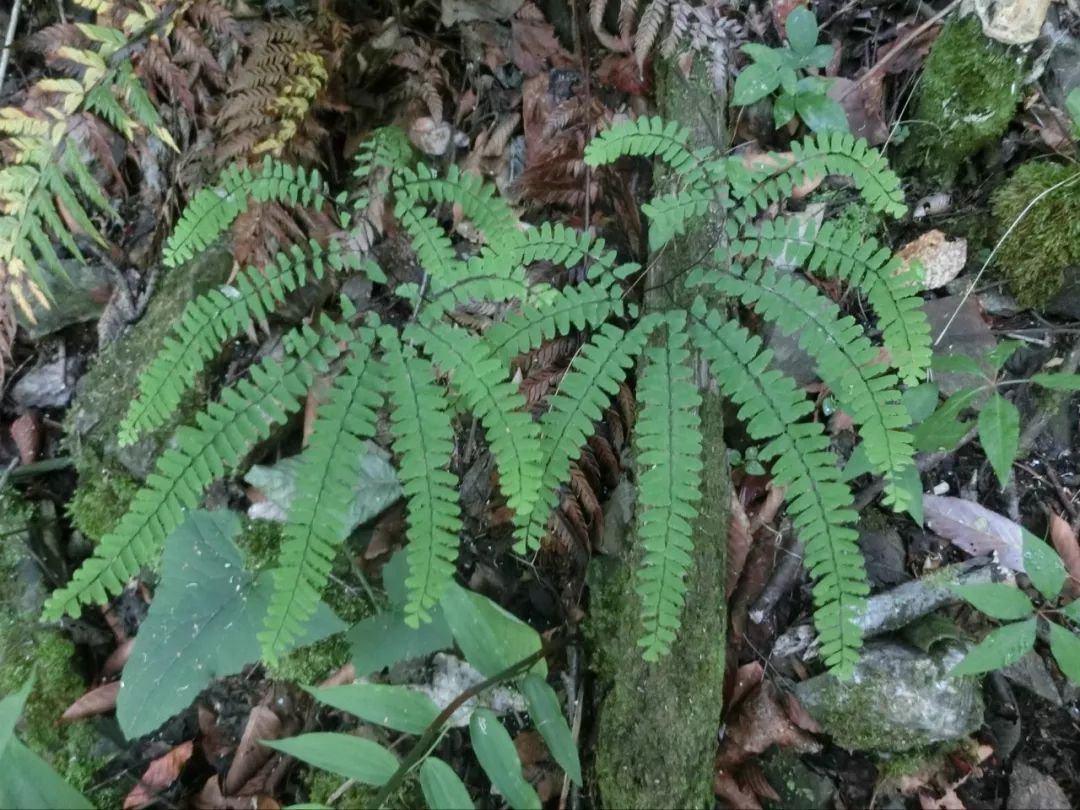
xmin=1048 ymin=512 xmax=1080 ymax=599
xmin=224 ymin=706 xmax=282 ymax=795
xmin=62 ymin=680 xmax=119 ymax=721
xmin=10 ymin=411 xmax=41 ymax=464
xmin=123 ymin=740 xmax=194 ymax=809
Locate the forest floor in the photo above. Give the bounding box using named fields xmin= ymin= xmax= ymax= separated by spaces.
xmin=2 ymin=0 xmax=1080 ymax=808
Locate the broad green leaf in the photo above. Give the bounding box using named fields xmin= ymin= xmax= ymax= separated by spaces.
xmin=0 ymin=739 xmax=94 ymax=809
xmin=1064 ymin=600 xmax=1080 ymax=623
xmin=117 ymin=511 xmax=345 ymax=739
xmin=914 ymin=389 xmax=978 ymax=452
xmin=732 ymin=62 xmax=782 ymax=105
xmin=521 ymin=674 xmax=581 ymax=786
xmin=892 ymin=464 xmax=925 ymax=525
xmin=420 ymin=757 xmax=475 ymax=810
xmin=798 ymin=43 xmax=834 ymax=69
xmin=987 ymin=340 xmax=1022 ymax=372
xmin=902 ymin=382 xmax=940 ymax=423
xmin=262 ymin=733 xmax=398 ymax=786
xmin=841 ymin=444 xmax=871 ymax=481
xmin=773 ymin=92 xmax=796 ymax=128
xmin=1067 ymin=87 xmax=1080 ymax=132
xmin=739 ymin=43 xmax=785 ymax=70
xmin=1047 ymin=623 xmax=1080 ymax=685
xmin=347 ymin=610 xmax=453 ymax=676
xmin=950 ymin=619 xmax=1036 ymax=676
xmin=440 ymin=584 xmax=546 ymax=679
xmin=0 ymin=681 xmax=32 ymax=760
xmin=784 ymin=6 xmax=819 ymax=55
xmin=469 ymin=709 xmax=541 ymax=810
xmin=1030 ymin=372 xmax=1080 ymax=391
xmin=795 ymin=92 xmax=848 ymax=134
xmin=931 ymin=355 xmax=985 ymax=376
xmin=978 ymin=394 xmax=1019 ymax=487
xmin=1022 ymin=529 xmax=1067 ymax=601
xmin=951 ymin=583 xmax=1033 ymax=620
xmin=305 ymin=683 xmax=439 ymax=734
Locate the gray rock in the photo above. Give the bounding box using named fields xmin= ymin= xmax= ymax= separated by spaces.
xmin=1007 ymin=762 xmax=1069 ymax=810
xmin=761 ymin=748 xmax=835 ymax=810
xmin=1045 ymin=269 xmax=1080 ymax=321
xmin=11 ymin=359 xmax=75 ymax=409
xmin=64 ymin=246 xmax=232 ymax=478
xmin=794 ymin=641 xmax=984 ymax=752
xmin=15 ymin=259 xmax=112 ymax=339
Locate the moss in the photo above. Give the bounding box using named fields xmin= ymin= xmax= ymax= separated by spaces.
xmin=65 ymin=452 xmax=139 ymax=542
xmin=899 ymin=16 xmax=1025 ymax=184
xmin=0 ymin=494 xmax=110 ymax=798
xmin=235 ymin=518 xmax=285 ymax=572
xmin=991 ymin=160 xmax=1080 ymax=309
xmin=63 ymin=245 xmax=233 ymax=482
xmin=303 ymin=764 xmax=420 ymax=808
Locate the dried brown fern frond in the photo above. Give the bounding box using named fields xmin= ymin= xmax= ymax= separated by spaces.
xmin=0 ymin=277 xmax=14 ymax=393
xmin=590 ymin=0 xmax=743 ymax=84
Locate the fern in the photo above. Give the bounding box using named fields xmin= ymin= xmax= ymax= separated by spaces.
xmin=409 ymin=322 xmax=544 ymax=521
xmin=694 ymin=261 xmax=915 ymax=510
xmin=725 ymin=217 xmax=931 ymax=385
xmin=514 ymin=320 xmax=657 ymax=552
xmin=260 ymin=326 xmax=382 ymax=662
xmin=688 ymin=299 xmax=867 ymax=674
xmin=119 ymin=239 xmax=370 ymax=446
xmin=394 ymin=163 xmax=518 ymax=244
xmin=0 ymin=6 xmax=178 ymax=315
xmin=635 ymin=314 xmax=703 ymax=660
xmin=163 ymin=157 xmax=330 ymax=268
xmin=379 ymin=327 xmax=464 ymax=626
xmin=43 ymin=313 xmax=354 ymax=619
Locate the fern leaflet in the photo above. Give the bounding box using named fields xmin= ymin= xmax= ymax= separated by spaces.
xmin=260 ymin=327 xmax=382 ymax=661
xmin=43 ymin=314 xmax=353 ymax=619
xmin=635 ymin=314 xmax=703 ymax=660
xmin=379 ymin=327 xmax=463 ymax=626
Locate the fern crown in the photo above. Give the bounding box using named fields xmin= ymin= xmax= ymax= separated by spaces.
xmin=48 ymin=116 xmax=929 ymax=676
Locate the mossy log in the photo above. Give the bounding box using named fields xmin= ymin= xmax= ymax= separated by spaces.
xmin=589 ymin=58 xmax=729 ymax=809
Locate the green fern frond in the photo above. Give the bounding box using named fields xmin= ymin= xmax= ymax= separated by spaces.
xmin=409 ymin=322 xmax=543 ymax=522
xmin=635 ymin=315 xmax=703 ymax=660
xmin=163 ymin=156 xmax=329 ymax=268
xmin=483 ymin=278 xmax=628 ymax=366
xmin=261 ymin=327 xmax=382 ymax=662
xmin=688 ymin=299 xmax=866 ymax=675
xmin=642 ymin=187 xmax=716 ymax=252
xmin=394 ymin=164 xmax=518 ymax=244
xmin=119 ymin=239 xmax=364 ymax=446
xmin=696 ymin=262 xmax=915 ymax=511
xmin=396 ymin=200 xmax=459 ymax=281
xmin=42 ymin=314 xmax=354 ymax=620
xmin=514 ymin=319 xmax=658 ymax=552
xmin=583 ymin=115 xmax=709 ymax=177
xmin=729 ymin=133 xmax=907 ymax=222
xmin=728 ymin=218 xmax=930 ymax=385
xmin=493 ymin=222 xmax=618 ymax=272
xmin=378 ymin=327 xmax=463 ymax=626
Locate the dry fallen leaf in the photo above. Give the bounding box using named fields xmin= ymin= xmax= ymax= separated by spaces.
xmin=898 ymin=230 xmax=967 ymax=290
xmin=62 ymin=680 xmax=120 ymax=721
xmin=717 ymin=681 xmax=820 ymax=771
xmin=409 ymin=116 xmax=453 ymax=156
xmin=1048 ymin=512 xmax=1080 ymax=599
xmin=727 ymin=489 xmax=753 ymax=594
xmin=102 ymin=638 xmax=134 ymax=677
xmin=124 ymin=740 xmax=194 ymax=809
xmin=224 ymin=706 xmax=282 ymax=795
xmin=923 ymin=495 xmax=1026 ymax=573
xmin=10 ymin=411 xmax=41 ymax=464
xmin=919 ymin=787 xmax=966 ymax=810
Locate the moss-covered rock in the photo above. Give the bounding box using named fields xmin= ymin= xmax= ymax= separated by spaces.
xmin=899 ymin=16 xmax=1025 ymax=184
xmin=0 ymin=493 xmax=113 ymax=801
xmin=65 ymin=452 xmax=139 ymax=543
xmin=64 ymin=245 xmax=233 ymax=482
xmin=991 ymin=160 xmax=1080 ymax=309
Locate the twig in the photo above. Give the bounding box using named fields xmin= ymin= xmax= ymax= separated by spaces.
xmin=838 ymin=0 xmax=961 ymax=102
xmin=0 ymin=0 xmax=22 ymax=94
xmin=371 ymin=646 xmax=548 ymax=808
xmin=748 ymin=527 xmax=804 ymax=625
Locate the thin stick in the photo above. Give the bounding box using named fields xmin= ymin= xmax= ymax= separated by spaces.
xmin=371 ymin=646 xmax=548 ymax=808
xmin=0 ymin=0 xmax=23 ymax=93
